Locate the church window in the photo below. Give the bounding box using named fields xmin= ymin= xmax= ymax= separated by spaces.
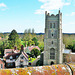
xmin=50 ymin=23 xmax=52 ymax=28
xmin=52 ymin=41 xmax=53 ymax=44
xmin=50 ymin=48 xmax=55 ymax=59
xmin=52 ymin=34 xmax=53 ymax=36
xmin=53 ymin=23 xmax=55 ymax=28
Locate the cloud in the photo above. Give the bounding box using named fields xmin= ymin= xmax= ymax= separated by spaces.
xmin=71 ymin=12 xmax=75 ymax=16
xmin=66 ymin=12 xmax=75 ymax=16
xmin=35 ymin=0 xmax=70 ymax=14
xmin=0 ymin=3 xmax=7 ymax=7
xmin=0 ymin=3 xmax=8 ymax=11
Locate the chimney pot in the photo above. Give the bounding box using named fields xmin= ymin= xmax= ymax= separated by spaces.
xmin=14 ymin=46 xmax=17 ymax=50
xmin=21 ymin=45 xmax=23 ymax=51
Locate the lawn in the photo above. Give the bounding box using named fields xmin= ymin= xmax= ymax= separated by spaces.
xmin=29 ymin=58 xmax=36 ymax=63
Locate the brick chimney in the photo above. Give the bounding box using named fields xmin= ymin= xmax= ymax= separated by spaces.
xmin=20 ymin=45 xmax=24 ymax=53
xmin=14 ymin=46 xmax=17 ymax=50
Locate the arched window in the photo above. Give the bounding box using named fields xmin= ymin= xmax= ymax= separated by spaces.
xmin=50 ymin=23 xmax=52 ymax=28
xmin=52 ymin=41 xmax=53 ymax=44
xmin=52 ymin=34 xmax=53 ymax=36
xmin=53 ymin=23 xmax=55 ymax=28
xmin=50 ymin=48 xmax=55 ymax=59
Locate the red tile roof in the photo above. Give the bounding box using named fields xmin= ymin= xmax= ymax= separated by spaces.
xmin=4 ymin=49 xmax=20 ymax=56
xmin=4 ymin=49 xmax=14 ymax=54
xmin=24 ymin=46 xmax=40 ymax=51
xmin=0 ymin=63 xmax=75 ymax=75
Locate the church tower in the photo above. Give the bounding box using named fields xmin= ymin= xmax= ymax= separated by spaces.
xmin=44 ymin=10 xmax=63 ymax=65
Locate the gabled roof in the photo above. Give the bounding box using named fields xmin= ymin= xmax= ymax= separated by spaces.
xmin=22 ymin=52 xmax=28 ymax=61
xmin=5 ymin=51 xmax=28 ymax=61
xmin=4 ymin=49 xmax=14 ymax=54
xmin=5 ymin=53 xmax=20 ymax=59
xmin=4 ymin=49 xmax=20 ymax=55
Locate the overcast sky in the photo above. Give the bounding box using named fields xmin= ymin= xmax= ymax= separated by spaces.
xmin=0 ymin=0 xmax=75 ymax=33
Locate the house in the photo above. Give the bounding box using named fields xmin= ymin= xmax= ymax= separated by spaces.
xmin=15 ymin=51 xmax=28 ymax=68
xmin=0 ymin=58 xmax=5 ymax=69
xmin=24 ymin=46 xmax=40 ymax=54
xmin=4 ymin=46 xmax=20 ymax=57
xmin=4 ymin=45 xmax=29 ymax=68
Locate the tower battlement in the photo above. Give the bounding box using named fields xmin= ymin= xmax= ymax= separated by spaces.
xmin=45 ymin=10 xmax=62 ymax=17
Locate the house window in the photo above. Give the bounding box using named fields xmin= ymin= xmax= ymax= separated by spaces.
xmin=21 ymin=56 xmax=24 ymax=59
xmin=50 ymin=23 xmax=52 ymax=28
xmin=50 ymin=48 xmax=55 ymax=59
xmin=20 ymin=61 xmax=23 ymax=65
xmin=53 ymin=23 xmax=55 ymax=28
xmin=16 ymin=56 xmax=18 ymax=58
xmin=11 ymin=63 xmax=13 ymax=66
xmin=1 ymin=64 xmax=3 ymax=69
xmin=8 ymin=63 xmax=10 ymax=66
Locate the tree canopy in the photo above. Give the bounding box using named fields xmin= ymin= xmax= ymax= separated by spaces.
xmin=32 ymin=37 xmax=39 ymax=46
xmin=31 ymin=48 xmax=40 ymax=58
xmin=8 ymin=29 xmax=21 ymax=49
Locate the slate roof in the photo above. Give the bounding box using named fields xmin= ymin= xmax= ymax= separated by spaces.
xmin=63 ymin=49 xmax=71 ymax=54
xmin=5 ymin=52 xmax=28 ymax=60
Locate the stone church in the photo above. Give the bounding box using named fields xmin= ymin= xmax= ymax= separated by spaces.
xmin=43 ymin=10 xmax=64 ymax=65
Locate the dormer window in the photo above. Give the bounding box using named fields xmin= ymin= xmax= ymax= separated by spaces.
xmin=10 ymin=56 xmax=13 ymax=60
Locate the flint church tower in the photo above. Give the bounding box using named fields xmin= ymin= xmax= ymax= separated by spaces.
xmin=44 ymin=10 xmax=63 ymax=65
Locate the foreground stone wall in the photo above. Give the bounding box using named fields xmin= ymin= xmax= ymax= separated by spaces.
xmin=0 ymin=63 xmax=75 ymax=75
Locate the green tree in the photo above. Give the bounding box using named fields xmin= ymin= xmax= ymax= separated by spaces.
xmin=32 ymin=28 xmax=34 ymax=34
xmin=8 ymin=29 xmax=21 ymax=49
xmin=31 ymin=48 xmax=40 ymax=58
xmin=28 ymin=40 xmax=35 ymax=46
xmin=32 ymin=37 xmax=39 ymax=46
xmin=0 ymin=33 xmax=4 ymax=38
xmin=28 ymin=29 xmax=31 ymax=33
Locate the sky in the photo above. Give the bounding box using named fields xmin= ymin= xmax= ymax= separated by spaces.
xmin=0 ymin=0 xmax=75 ymax=33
